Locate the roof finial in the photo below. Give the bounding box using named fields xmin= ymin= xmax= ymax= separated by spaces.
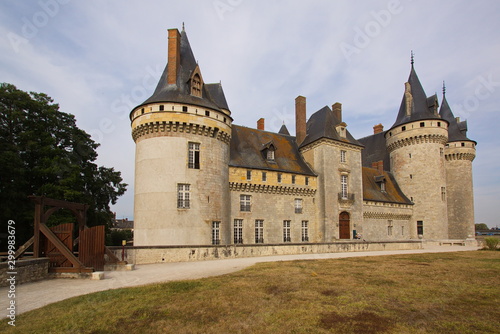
xmin=411 ymin=50 xmax=414 ymax=66
xmin=442 ymin=81 xmax=446 ymax=96
xmin=182 ymin=22 xmax=185 ymax=31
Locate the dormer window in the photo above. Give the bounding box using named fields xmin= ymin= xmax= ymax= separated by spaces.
xmin=191 ymin=73 xmax=202 ymax=97
xmin=374 ymin=175 xmax=386 ymax=193
xmin=261 ymin=141 xmax=276 ymax=162
xmin=266 ymin=149 xmax=275 ymax=161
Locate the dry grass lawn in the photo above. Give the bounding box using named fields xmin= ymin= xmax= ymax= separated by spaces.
xmin=1 ymin=251 xmax=499 ymax=333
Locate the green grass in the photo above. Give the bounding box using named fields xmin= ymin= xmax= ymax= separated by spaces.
xmin=1 ymin=251 xmax=499 ymax=334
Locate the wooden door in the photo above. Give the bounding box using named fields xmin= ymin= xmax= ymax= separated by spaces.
xmin=339 ymin=212 xmax=350 ymax=239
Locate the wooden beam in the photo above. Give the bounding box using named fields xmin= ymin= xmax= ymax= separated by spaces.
xmin=39 ymin=224 xmax=84 ymax=269
xmin=33 ymin=201 xmax=42 ymax=258
xmin=105 ymin=246 xmax=120 ymax=264
xmin=15 ymin=236 xmax=34 ymax=259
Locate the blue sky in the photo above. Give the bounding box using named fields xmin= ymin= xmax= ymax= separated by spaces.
xmin=1 ymin=0 xmax=499 ymax=228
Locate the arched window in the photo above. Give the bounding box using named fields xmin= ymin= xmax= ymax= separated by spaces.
xmin=191 ymin=73 xmax=202 ymax=97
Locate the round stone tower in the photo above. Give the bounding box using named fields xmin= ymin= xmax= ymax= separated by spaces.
xmin=385 ymin=64 xmax=449 ymax=240
xmin=440 ymin=91 xmax=476 ymax=239
xmin=130 ymin=28 xmax=232 ymax=246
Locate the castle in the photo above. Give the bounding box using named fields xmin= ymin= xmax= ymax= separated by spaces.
xmin=130 ymin=27 xmax=476 ymax=246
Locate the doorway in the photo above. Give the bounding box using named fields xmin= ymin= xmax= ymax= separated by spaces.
xmin=339 ymin=211 xmax=350 ymax=239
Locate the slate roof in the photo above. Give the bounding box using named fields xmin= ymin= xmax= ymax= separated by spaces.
xmin=390 ymin=65 xmax=443 ymax=129
xmin=439 ymin=94 xmax=476 ymax=144
xmin=362 ymin=167 xmax=413 ymax=204
xmin=357 ymin=131 xmax=390 ymax=169
xmin=300 ymin=106 xmax=363 ymax=148
xmin=229 ymin=125 xmax=316 ymax=176
xmin=134 ymin=29 xmax=230 ymax=113
xmin=278 ymin=124 xmax=291 ymax=135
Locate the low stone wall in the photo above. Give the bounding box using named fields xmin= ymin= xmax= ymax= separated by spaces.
xmin=0 ymin=258 xmax=49 ymax=287
xmin=109 ymin=241 xmax=423 ymax=265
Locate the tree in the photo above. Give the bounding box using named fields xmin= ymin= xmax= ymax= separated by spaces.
xmin=0 ymin=83 xmax=127 ymax=251
xmin=475 ymin=223 xmax=489 ymax=231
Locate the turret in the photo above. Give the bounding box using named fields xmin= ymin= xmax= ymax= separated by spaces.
xmin=385 ymin=62 xmax=449 ymax=240
xmin=130 ymin=27 xmax=232 ymax=246
xmin=439 ymin=85 xmax=476 ymax=239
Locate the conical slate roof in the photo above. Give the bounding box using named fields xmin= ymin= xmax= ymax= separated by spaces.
xmin=137 ymin=29 xmax=230 ymax=113
xmin=439 ymin=94 xmax=475 ymax=143
xmin=278 ymin=124 xmax=291 ymax=135
xmin=390 ymin=65 xmax=442 ymax=129
xmin=300 ymin=106 xmax=363 ymax=148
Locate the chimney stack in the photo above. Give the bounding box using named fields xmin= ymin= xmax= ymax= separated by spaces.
xmin=332 ymin=102 xmax=342 ymax=122
xmin=257 ymin=118 xmax=265 ymax=131
xmin=295 ymin=96 xmax=306 ymax=145
xmin=373 ymin=123 xmax=384 ymax=134
xmin=167 ymin=28 xmax=181 ymax=85
xmin=371 ymin=161 xmax=384 ymax=174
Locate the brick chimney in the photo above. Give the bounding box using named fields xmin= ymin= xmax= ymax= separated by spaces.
xmin=371 ymin=161 xmax=384 ymax=174
xmin=373 ymin=123 xmax=384 ymax=134
xmin=295 ymin=96 xmax=306 ymax=145
xmin=332 ymin=102 xmax=342 ymax=122
xmin=167 ymin=28 xmax=181 ymax=85
xmin=257 ymin=118 xmax=265 ymax=131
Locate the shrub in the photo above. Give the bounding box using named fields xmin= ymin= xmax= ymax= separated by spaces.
xmin=484 ymin=237 xmax=499 ymax=250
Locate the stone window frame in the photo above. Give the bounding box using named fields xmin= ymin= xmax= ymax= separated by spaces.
xmin=301 ymin=220 xmax=309 ymax=242
xmin=255 ymin=220 xmax=264 ymax=243
xmin=177 ymin=184 xmax=190 ymax=209
xmin=240 ymin=194 xmax=251 ymax=212
xmin=212 ymin=221 xmax=220 ymax=245
xmin=294 ymin=198 xmax=303 ymax=214
xmin=234 ymin=219 xmax=243 ymax=244
xmin=188 ymin=142 xmax=200 ymax=169
xmin=283 ymin=220 xmax=291 ymax=242
xmin=340 ymin=150 xmax=347 ymax=163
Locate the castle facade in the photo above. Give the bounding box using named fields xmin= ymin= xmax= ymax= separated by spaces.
xmin=130 ymin=28 xmax=476 ymax=246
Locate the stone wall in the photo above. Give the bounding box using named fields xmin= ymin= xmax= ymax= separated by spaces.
xmin=0 ymin=258 xmax=49 ymax=287
xmin=109 ymin=241 xmax=422 ymax=264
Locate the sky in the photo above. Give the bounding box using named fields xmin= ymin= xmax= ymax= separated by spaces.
xmin=1 ymin=0 xmax=499 ymax=228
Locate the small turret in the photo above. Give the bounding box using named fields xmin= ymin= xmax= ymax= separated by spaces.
xmin=440 ymin=86 xmax=476 ymax=239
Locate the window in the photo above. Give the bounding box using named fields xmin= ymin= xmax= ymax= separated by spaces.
xmin=440 ymin=148 xmax=444 ymax=157
xmin=305 ymin=177 xmax=309 ymax=186
xmin=191 ymin=73 xmax=202 ymax=97
xmin=401 ymin=226 xmax=405 ymax=236
xmin=420 ymin=122 xmax=425 ymax=127
xmin=246 ymin=170 xmax=252 ymax=181
xmin=417 ymin=221 xmax=424 ymax=235
xmin=212 ymin=221 xmax=220 ymax=245
xmin=266 ymin=149 xmax=275 ymax=161
xmin=380 ymin=181 xmax=386 ymax=192
xmin=141 ymin=108 xmax=144 ymax=115
xmin=283 ymin=220 xmax=291 ymax=242
xmin=182 ymin=106 xmax=188 ymax=112
xmin=159 ymin=105 xmax=164 ymax=111
xmin=402 ymin=126 xmax=406 ymax=131
xmin=262 ymin=172 xmax=267 ymax=182
xmin=177 ymin=184 xmax=190 ymax=209
xmin=292 ymin=175 xmax=296 ymax=184
xmin=388 ymin=220 xmax=393 ymax=236
xmin=441 ymin=187 xmax=446 ymax=201
xmin=255 ymin=220 xmax=264 ymax=243
xmin=277 ymin=173 xmax=282 ymax=183
xmin=301 ymin=221 xmax=309 ymax=242
xmin=240 ymin=195 xmax=251 ymax=212
xmin=437 ymin=122 xmax=441 ymax=127
xmin=340 ymin=150 xmax=346 ymax=163
xmin=461 ymin=142 xmax=465 ymax=147
xmin=234 ymin=219 xmax=243 ymax=244
xmin=188 ymin=142 xmax=200 ymax=169
xmin=295 ymin=198 xmax=303 ymax=214
xmin=205 ymin=110 xmax=210 ymax=117
xmin=341 ymin=175 xmax=348 ymax=199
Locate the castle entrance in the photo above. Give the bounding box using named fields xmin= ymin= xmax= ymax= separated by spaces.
xmin=339 ymin=212 xmax=350 ymax=239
